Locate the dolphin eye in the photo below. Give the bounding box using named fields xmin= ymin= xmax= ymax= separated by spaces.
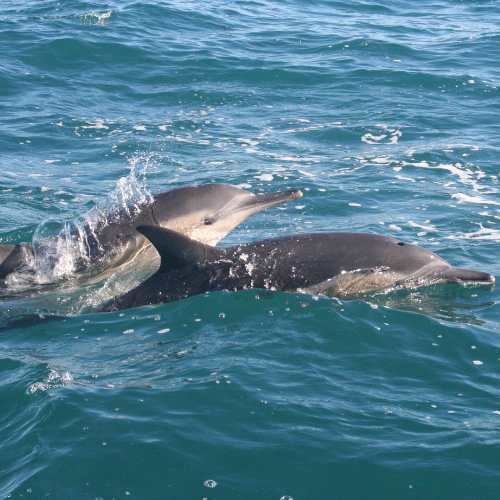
xmin=203 ymin=217 xmax=215 ymax=225
xmin=397 ymin=242 xmax=405 ymax=246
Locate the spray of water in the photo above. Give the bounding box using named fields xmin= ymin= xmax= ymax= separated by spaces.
xmin=26 ymin=156 xmax=154 ymax=286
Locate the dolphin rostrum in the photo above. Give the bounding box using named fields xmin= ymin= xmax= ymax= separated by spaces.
xmin=99 ymin=227 xmax=494 ymax=311
xmin=0 ymin=184 xmax=303 ymax=286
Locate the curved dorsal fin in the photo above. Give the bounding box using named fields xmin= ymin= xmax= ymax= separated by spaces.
xmin=136 ymin=225 xmax=225 ymax=272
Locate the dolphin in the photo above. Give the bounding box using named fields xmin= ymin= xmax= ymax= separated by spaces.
xmin=99 ymin=227 xmax=494 ymax=311
xmin=0 ymin=184 xmax=303 ymax=286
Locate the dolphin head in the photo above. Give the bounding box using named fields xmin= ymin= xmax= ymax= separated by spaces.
xmin=147 ymin=184 xmax=303 ymax=245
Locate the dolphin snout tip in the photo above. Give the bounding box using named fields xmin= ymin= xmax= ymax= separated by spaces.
xmin=455 ymin=269 xmax=495 ymax=286
xmin=249 ymin=188 xmax=304 ymax=208
xmin=476 ymin=272 xmax=495 ymax=285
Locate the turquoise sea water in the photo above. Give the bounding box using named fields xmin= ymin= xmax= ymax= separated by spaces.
xmin=1 ymin=1 xmax=500 ymax=498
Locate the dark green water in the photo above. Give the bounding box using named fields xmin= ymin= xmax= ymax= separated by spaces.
xmin=1 ymin=1 xmax=499 ymax=499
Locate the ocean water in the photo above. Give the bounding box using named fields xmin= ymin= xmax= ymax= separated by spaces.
xmin=1 ymin=0 xmax=500 ymax=498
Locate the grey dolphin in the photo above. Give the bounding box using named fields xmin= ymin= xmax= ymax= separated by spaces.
xmin=99 ymin=227 xmax=494 ymax=311
xmin=0 ymin=184 xmax=303 ymax=285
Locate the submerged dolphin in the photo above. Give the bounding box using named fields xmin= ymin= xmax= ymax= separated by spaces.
xmin=100 ymin=227 xmax=494 ymax=311
xmin=0 ymin=184 xmax=302 ymax=286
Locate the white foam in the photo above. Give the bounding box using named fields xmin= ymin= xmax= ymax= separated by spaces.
xmin=395 ymin=175 xmax=415 ymax=182
xmin=403 ymin=161 xmax=494 ymax=197
xmin=389 ymin=130 xmax=402 ymax=144
xmin=254 ymin=173 xmax=273 ymax=182
xmin=361 ymin=126 xmax=401 ymax=145
xmin=275 ymin=155 xmax=321 ymax=163
xmin=237 ymin=138 xmax=259 ymax=146
xmin=372 ymin=156 xmax=391 ymax=164
xmin=452 ymin=193 xmax=500 ymax=206
xmin=447 ymin=223 xmax=500 ymax=241
xmin=82 ymin=118 xmax=109 ymax=130
xmin=408 ymin=220 xmax=436 ymax=232
xmin=479 ymin=211 xmax=500 ymax=220
xmin=298 ymin=169 xmax=315 ymax=178
xmin=361 ymin=133 xmax=387 ymax=144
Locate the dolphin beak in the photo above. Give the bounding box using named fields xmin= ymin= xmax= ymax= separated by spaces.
xmin=443 ymin=267 xmax=496 ymax=286
xmin=195 ymin=188 xmax=304 ymax=244
xmin=241 ymin=188 xmax=303 ymax=211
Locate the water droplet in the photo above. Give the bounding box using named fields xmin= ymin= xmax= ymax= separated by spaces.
xmin=203 ymin=479 xmax=217 ymax=488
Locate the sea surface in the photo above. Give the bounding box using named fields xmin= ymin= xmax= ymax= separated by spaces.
xmin=1 ymin=1 xmax=500 ymax=498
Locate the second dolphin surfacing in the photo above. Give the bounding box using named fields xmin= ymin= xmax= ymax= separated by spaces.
xmin=100 ymin=226 xmax=494 ymax=311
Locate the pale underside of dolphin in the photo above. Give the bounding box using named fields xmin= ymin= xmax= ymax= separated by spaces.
xmin=100 ymin=226 xmax=495 ymax=311
xmin=0 ymin=184 xmax=302 ymax=288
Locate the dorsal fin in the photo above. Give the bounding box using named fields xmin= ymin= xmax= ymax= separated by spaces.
xmin=137 ymin=225 xmax=225 ymax=272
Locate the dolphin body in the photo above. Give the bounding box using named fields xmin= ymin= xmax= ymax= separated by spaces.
xmin=100 ymin=226 xmax=495 ymax=311
xmin=0 ymin=184 xmax=302 ymax=286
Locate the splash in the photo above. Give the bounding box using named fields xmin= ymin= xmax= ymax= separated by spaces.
xmin=103 ymin=155 xmax=154 ymax=222
xmin=23 ymin=157 xmax=154 ymax=286
xmin=31 ymin=219 xmax=88 ymax=284
xmin=80 ymin=11 xmax=112 ymax=26
xmin=27 ymin=368 xmax=73 ymax=394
